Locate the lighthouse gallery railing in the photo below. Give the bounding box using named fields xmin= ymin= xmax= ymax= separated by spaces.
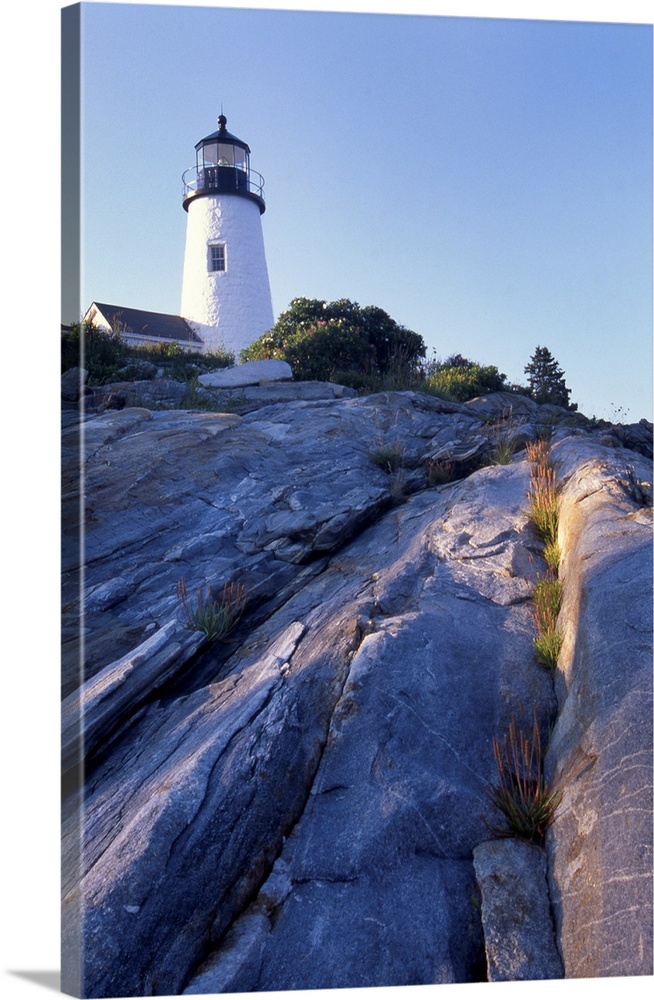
xmin=182 ymin=165 xmax=265 ymax=202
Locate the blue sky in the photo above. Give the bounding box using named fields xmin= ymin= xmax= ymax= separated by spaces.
xmin=72 ymin=1 xmax=653 ymax=420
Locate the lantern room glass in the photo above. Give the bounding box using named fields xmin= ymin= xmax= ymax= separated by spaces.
xmin=197 ymin=142 xmax=248 ymax=172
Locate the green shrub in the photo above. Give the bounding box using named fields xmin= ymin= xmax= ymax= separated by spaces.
xmin=485 ymin=708 xmax=562 ymax=844
xmin=62 ymin=322 xmax=125 ymax=384
xmin=423 ymin=355 xmax=508 ymax=402
xmin=61 ymin=321 xmax=235 ymax=386
xmin=241 ymin=297 xmax=426 ymax=387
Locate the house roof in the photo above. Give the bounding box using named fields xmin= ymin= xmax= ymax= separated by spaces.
xmin=88 ymin=303 xmax=203 ymax=345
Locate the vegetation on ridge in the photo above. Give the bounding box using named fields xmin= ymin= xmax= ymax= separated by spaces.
xmin=527 ymin=438 xmax=563 ymax=671
xmin=241 ymin=297 xmax=427 ymax=390
xmin=524 ymin=345 xmax=576 ymax=410
xmin=241 ymin=297 xmax=578 ymax=408
xmin=63 ymin=298 xmax=580 ymax=412
xmin=62 ymin=320 xmax=234 ymax=386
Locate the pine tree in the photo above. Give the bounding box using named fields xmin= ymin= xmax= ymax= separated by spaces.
xmin=524 ymin=346 xmax=575 ymax=409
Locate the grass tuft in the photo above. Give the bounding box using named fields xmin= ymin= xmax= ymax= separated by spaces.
xmin=425 ymin=457 xmax=455 ymax=486
xmin=526 ymin=438 xmax=563 ymax=670
xmin=491 ymin=407 xmax=523 ymax=465
xmin=370 ymin=441 xmax=404 ymax=474
xmin=533 ymin=630 xmax=563 ymax=671
xmin=532 ymin=574 xmax=562 ymax=633
xmin=485 ymin=707 xmax=562 ymax=844
xmin=525 ymin=438 xmax=553 ymax=468
xmin=177 ymin=577 xmax=246 ymax=642
xmin=532 ymin=573 xmax=563 ymax=671
xmin=542 ymin=538 xmax=560 ymax=573
xmin=528 ymin=462 xmax=559 ymax=546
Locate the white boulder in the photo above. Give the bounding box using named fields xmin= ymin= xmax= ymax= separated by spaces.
xmin=198 ymin=359 xmax=293 ymax=388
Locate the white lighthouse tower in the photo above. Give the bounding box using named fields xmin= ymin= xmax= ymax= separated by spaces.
xmin=180 ymin=113 xmax=274 ymax=356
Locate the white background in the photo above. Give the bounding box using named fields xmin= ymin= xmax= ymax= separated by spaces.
xmin=1 ymin=2 xmax=651 ymax=999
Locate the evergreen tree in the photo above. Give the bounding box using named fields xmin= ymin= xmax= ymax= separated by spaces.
xmin=524 ymin=346 xmax=575 ymax=409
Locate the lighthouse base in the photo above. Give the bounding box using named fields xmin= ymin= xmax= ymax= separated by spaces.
xmin=184 ymin=319 xmax=262 ymax=359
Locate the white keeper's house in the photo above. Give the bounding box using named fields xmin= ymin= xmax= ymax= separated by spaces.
xmin=84 ymin=113 xmax=274 ymax=357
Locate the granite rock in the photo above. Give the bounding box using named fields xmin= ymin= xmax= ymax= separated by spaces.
xmin=473 ymin=839 xmax=564 ymax=981
xmin=545 ymin=437 xmax=653 ymax=978
xmin=198 ymin=358 xmax=293 ymax=387
xmin=60 ymin=390 xmax=653 ymax=996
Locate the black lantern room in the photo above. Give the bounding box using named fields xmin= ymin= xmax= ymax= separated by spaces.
xmin=182 ymin=114 xmax=266 ymax=214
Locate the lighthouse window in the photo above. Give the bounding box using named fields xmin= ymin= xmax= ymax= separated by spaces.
xmin=200 ymin=143 xmax=218 ymax=167
xmin=209 ymin=244 xmax=226 ymax=272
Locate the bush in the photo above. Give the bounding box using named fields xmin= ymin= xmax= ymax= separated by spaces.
xmin=62 ymin=322 xmax=125 ymax=384
xmin=241 ymin=297 xmax=426 ymax=388
xmin=61 ymin=322 xmax=234 ymax=385
xmin=422 ymin=355 xmax=508 ymax=402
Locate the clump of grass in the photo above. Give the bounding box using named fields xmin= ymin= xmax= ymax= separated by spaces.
xmin=491 ymin=407 xmax=522 ymax=465
xmin=533 ymin=418 xmax=555 ymax=443
xmin=485 ymin=707 xmax=562 ymax=844
xmin=425 ymin=457 xmax=455 ymax=486
xmin=370 ymin=441 xmax=404 ymax=474
xmin=533 ymin=574 xmax=562 ymax=632
xmin=528 ymin=462 xmax=559 ymax=546
xmin=526 ymin=440 xmax=564 ymax=670
xmin=389 ymin=469 xmax=408 ymax=504
xmin=177 ymin=577 xmax=246 ymax=642
xmin=532 ymin=574 xmax=563 ymax=671
xmin=494 ymin=439 xmax=516 ymax=466
xmin=533 ymin=630 xmax=563 ymax=672
xmin=525 ymin=438 xmax=553 ymax=468
xmin=542 ymin=538 xmax=560 ymax=573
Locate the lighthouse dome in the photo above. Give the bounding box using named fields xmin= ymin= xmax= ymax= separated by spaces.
xmin=196 ymin=114 xmax=252 ymax=156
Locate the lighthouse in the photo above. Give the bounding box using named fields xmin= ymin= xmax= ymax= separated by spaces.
xmin=180 ymin=113 xmax=274 ymax=356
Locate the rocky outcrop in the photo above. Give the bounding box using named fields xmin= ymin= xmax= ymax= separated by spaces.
xmin=61 ymin=384 xmax=653 ymax=996
xmin=545 ymin=437 xmax=653 ymax=978
xmin=473 ymin=839 xmax=564 ymax=981
xmin=84 ymin=373 xmax=357 ymax=414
